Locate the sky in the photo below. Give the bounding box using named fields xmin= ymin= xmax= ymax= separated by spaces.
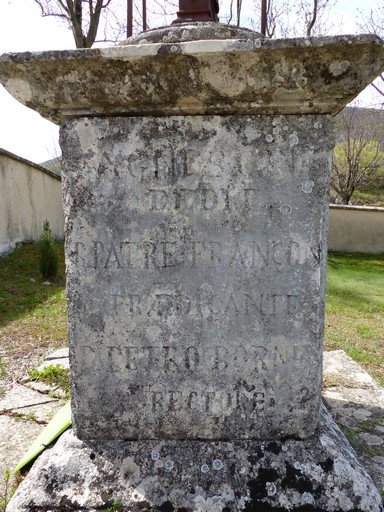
xmin=0 ymin=0 xmax=382 ymax=164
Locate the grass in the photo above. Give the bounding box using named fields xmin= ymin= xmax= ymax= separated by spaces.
xmin=0 ymin=469 xmax=22 ymax=512
xmin=0 ymin=242 xmax=67 ymax=361
xmin=0 ymin=243 xmax=382 ymax=388
xmin=325 ymin=253 xmax=384 ymax=386
xmin=351 ymin=187 xmax=384 ymax=208
xmin=28 ymin=364 xmax=70 ymax=400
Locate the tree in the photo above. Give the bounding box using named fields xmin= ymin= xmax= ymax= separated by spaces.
xmin=32 ymin=0 xmax=123 ymax=48
xmin=32 ymin=0 xmax=338 ymax=49
xmin=331 ymin=106 xmax=384 ymax=205
xmin=222 ymin=0 xmax=337 ymax=37
xmin=358 ymin=3 xmax=384 ymax=106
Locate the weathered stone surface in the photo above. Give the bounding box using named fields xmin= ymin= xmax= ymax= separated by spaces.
xmin=0 ymin=416 xmax=43 ymax=498
xmin=0 ymin=32 xmax=383 ymax=123
xmin=6 ymin=405 xmax=383 ymax=512
xmin=0 ymin=385 xmax=60 ymax=497
xmin=35 ymin=358 xmax=70 ymax=372
xmin=323 ymin=350 xmax=384 ymax=495
xmin=0 ymin=383 xmax=58 ymax=413
xmin=124 ymin=22 xmax=263 ymax=43
xmin=60 ymin=114 xmax=332 ymax=441
xmin=45 ymin=347 xmax=70 ymax=360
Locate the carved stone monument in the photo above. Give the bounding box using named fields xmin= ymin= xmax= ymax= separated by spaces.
xmin=1 ymin=25 xmax=384 ymax=511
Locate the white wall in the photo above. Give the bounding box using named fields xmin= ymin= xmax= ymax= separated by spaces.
xmin=328 ymin=205 xmax=384 ymax=254
xmin=0 ymin=149 xmax=64 ymax=255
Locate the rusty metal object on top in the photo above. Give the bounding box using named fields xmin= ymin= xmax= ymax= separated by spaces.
xmin=173 ymin=0 xmax=219 ymax=24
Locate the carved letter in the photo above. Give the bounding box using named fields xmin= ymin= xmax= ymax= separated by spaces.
xmin=151 ymin=391 xmax=164 ymax=412
xmin=125 ymin=346 xmax=139 ymax=370
xmin=229 ymin=243 xmax=246 ymax=267
xmin=104 ymin=243 xmax=122 ymax=269
xmin=93 ymin=241 xmax=104 ymax=268
xmin=144 ymin=242 xmax=158 ymax=269
xmin=164 ymin=346 xmax=180 ymax=372
xmin=161 ymin=242 xmax=178 ymax=268
xmin=199 ymin=185 xmax=218 ymax=210
xmin=252 ymin=243 xmax=269 ymax=268
xmin=185 ymin=346 xmax=200 ymax=371
xmin=148 ymin=189 xmax=169 ymax=210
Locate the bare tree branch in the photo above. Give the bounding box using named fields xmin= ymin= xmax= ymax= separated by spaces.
xmin=306 ymin=0 xmax=318 ymax=36
xmin=31 ymin=0 xmax=127 ymax=47
xmin=331 ymin=105 xmax=384 ymax=204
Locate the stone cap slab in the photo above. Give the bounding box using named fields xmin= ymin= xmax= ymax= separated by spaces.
xmin=0 ymin=32 xmax=383 ymax=123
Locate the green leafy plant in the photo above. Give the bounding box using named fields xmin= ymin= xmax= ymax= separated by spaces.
xmin=108 ymin=499 xmax=123 ymax=512
xmin=38 ymin=220 xmax=59 ymax=280
xmin=28 ymin=364 xmax=70 ymax=399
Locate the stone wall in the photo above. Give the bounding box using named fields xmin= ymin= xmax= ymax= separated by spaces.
xmin=329 ymin=204 xmax=384 ymax=254
xmin=0 ymin=148 xmax=64 ymax=255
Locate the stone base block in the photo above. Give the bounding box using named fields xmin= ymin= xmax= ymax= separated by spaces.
xmin=8 ymin=406 xmax=382 ymax=512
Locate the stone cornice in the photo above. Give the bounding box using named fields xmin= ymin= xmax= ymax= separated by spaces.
xmin=0 ymin=31 xmax=383 ymax=123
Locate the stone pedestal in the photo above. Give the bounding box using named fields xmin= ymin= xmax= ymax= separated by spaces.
xmin=1 ymin=24 xmax=384 ymax=511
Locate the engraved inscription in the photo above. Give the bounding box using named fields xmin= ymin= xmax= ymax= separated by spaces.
xmin=71 ymin=239 xmax=314 ymax=269
xmin=147 ymin=186 xmax=259 ymax=212
xmin=148 ymin=389 xmax=265 ymax=415
xmin=78 ymin=343 xmax=309 ymax=376
xmin=110 ymin=290 xmax=302 ymax=319
xmin=128 ymin=149 xmax=195 ymax=184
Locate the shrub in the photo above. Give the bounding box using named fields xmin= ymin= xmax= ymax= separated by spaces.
xmin=39 ymin=220 xmax=58 ymax=280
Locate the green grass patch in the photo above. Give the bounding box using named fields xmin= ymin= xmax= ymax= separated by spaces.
xmin=28 ymin=364 xmax=70 ymax=400
xmin=351 ymin=187 xmax=384 ymax=207
xmin=326 ymin=253 xmax=384 ymax=314
xmin=0 ymin=242 xmax=67 ymax=359
xmin=325 ymin=252 xmax=384 ymax=385
xmin=0 ymin=241 xmax=66 ymax=325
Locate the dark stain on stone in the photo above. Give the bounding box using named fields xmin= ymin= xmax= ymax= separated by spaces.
xmin=265 ymin=441 xmax=282 ymax=455
xmin=248 ymin=445 xmax=265 ymax=465
xmin=246 ymin=467 xmax=280 ymax=501
xmin=229 ymin=462 xmax=237 ymax=476
xmin=157 ymin=44 xmax=182 ymax=56
xmin=157 ymin=501 xmax=175 ymax=511
xmin=136 ymin=501 xmax=152 ymax=509
xmin=319 ymin=457 xmax=334 ymax=472
xmin=243 ymin=499 xmax=286 ymax=511
xmin=281 ymin=463 xmax=314 ymax=494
